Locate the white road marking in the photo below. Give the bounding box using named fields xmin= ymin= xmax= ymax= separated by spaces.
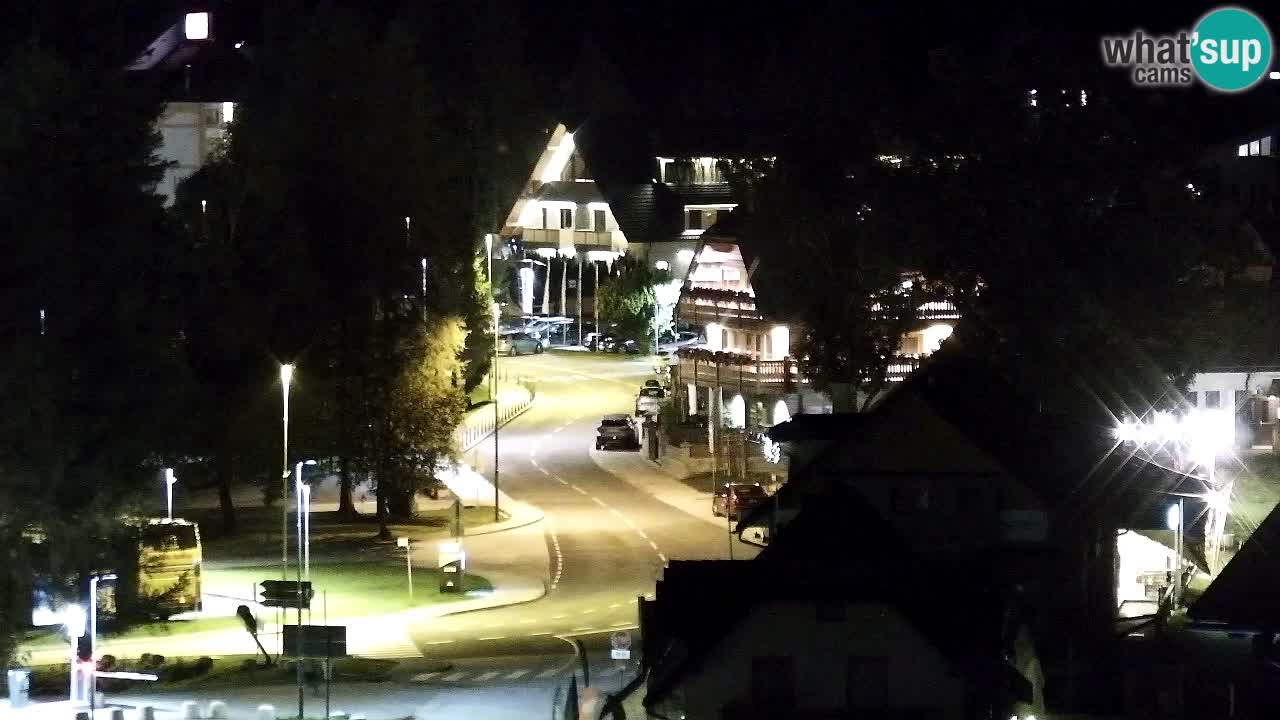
xmin=442 ymin=671 xmax=466 ymax=682
xmin=658 ymin=553 xmax=668 ymax=563
xmin=648 ymin=540 xmax=660 ymax=551
xmin=506 ymin=669 xmax=531 ymax=680
xmin=636 ymin=529 xmax=649 ymax=539
xmin=572 ymin=486 xmax=588 ymax=495
xmin=478 ymin=635 xmax=507 ymax=641
xmin=528 ymin=631 xmax=553 ymax=637
xmin=551 ymin=614 xmax=567 ymax=619
xmin=475 ymin=671 xmax=500 ymax=681
xmin=623 ymin=517 xmax=637 ymax=529
xmin=536 ymin=667 xmax=560 ymax=678
xmin=610 ymin=621 xmax=632 ymax=627
xmin=609 ymin=603 xmax=622 ymax=609
xmin=556 ymin=477 xmax=570 ymax=485
xmin=608 ymin=508 xmax=624 ymax=518
xmin=592 ymin=497 xmax=608 ymax=507
xmin=581 ymin=609 xmax=596 ymax=614
xmin=570 ymin=627 xmax=596 ymax=632
xmin=426 ymin=640 xmax=455 ymax=645
xmin=412 ymin=672 xmax=441 ymax=682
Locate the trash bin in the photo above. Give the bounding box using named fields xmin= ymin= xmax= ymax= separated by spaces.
xmin=6 ymin=669 xmax=30 ymax=709
xmin=438 ymin=559 xmax=464 ymax=593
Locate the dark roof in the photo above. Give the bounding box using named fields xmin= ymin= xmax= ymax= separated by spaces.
xmin=596 ymin=182 xmax=684 ymax=245
xmin=645 ymin=485 xmax=1031 ymax=710
xmin=536 ymin=180 xmax=604 ymax=205
xmin=1191 ymin=501 xmax=1280 ymax=626
xmin=670 ymin=183 xmax=735 ymax=206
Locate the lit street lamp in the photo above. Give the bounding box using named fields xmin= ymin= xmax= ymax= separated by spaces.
xmin=295 ymin=459 xmax=317 ymax=580
xmin=62 ymin=604 xmax=86 ymax=702
xmin=486 ymin=233 xmax=501 ymax=523
xmin=280 ymin=364 xmax=294 ymax=577
xmin=293 ymin=456 xmax=315 ymax=720
xmin=164 ymin=468 xmax=177 ymax=521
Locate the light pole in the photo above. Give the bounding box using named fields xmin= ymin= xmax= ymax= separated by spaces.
xmin=294 ymin=457 xmax=314 ymax=720
xmin=62 ymin=604 xmax=86 ymax=703
xmin=88 ymin=573 xmax=117 ymax=713
xmin=280 ymin=364 xmax=294 ymax=578
xmin=296 ymin=460 xmax=316 ymax=580
xmin=397 ymin=537 xmax=413 ymax=603
xmin=164 ymin=468 xmax=177 ymax=521
xmin=486 ymin=234 xmax=501 ymax=523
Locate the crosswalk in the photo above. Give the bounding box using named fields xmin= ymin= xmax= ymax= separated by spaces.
xmin=411 ymin=666 xmax=566 ymax=684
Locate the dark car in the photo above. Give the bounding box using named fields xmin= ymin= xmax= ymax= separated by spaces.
xmin=596 ymin=414 xmax=640 ymax=450
xmin=712 ymin=483 xmax=768 ymax=520
xmin=498 ymin=332 xmax=543 ymax=356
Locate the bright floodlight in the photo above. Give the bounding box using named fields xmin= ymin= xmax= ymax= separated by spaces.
xmin=280 ymin=363 xmax=294 ymax=387
xmin=1166 ymin=504 xmax=1181 ymax=531
xmin=63 ymin=604 xmax=86 ymax=639
xmin=1272 ymin=71 xmax=1280 ymax=80
xmin=184 ymin=12 xmax=210 ymax=40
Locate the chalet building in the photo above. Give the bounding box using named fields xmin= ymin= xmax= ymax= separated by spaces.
xmin=739 ymin=344 xmax=1209 ymax=713
xmin=640 ymin=489 xmax=1040 ymax=720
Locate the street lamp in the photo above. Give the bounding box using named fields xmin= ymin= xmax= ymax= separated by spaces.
xmin=397 ymin=537 xmax=413 ymax=603
xmin=164 ymin=468 xmax=177 ymax=521
xmin=485 ymin=234 xmax=501 ymax=523
xmin=62 ymin=604 xmax=85 ymax=702
xmin=295 ymin=459 xmax=317 ymax=580
xmin=280 ymin=364 xmax=294 ymax=578
xmin=293 ymin=457 xmax=315 ymax=720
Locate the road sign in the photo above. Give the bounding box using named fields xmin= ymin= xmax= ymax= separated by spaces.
xmin=260 ymin=580 xmax=314 ymax=609
xmin=610 ymin=648 xmax=631 ymax=660
xmin=610 ymin=631 xmax=631 ymax=651
xmin=283 ymin=625 xmax=347 ymax=658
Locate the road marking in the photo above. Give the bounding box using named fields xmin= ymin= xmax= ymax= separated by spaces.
xmin=519 ymin=619 xmax=536 ymax=624
xmin=506 ymin=669 xmax=531 ymax=680
xmin=570 ymin=627 xmax=596 ymax=632
xmin=551 ymin=614 xmax=567 ymax=619
xmin=623 ymin=517 xmax=637 ymax=529
xmin=426 ymin=640 xmax=455 ymax=645
xmin=608 ymin=508 xmax=624 ymax=518
xmin=528 ymin=631 xmax=553 ymax=637
xmin=610 ymin=621 xmax=632 ymax=627
xmin=648 ymin=540 xmax=660 ymax=551
xmin=592 ymin=497 xmax=608 ymax=508
xmin=411 ymin=672 xmax=441 ymax=682
xmin=478 ymin=635 xmax=507 ymax=641
xmin=581 ymin=609 xmax=596 ymax=614
xmin=609 ymin=603 xmax=622 ymax=609
xmin=556 ymin=477 xmax=570 ymax=485
xmin=475 ymin=671 xmax=500 ymax=682
xmin=636 ymin=529 xmax=649 ymax=539
xmin=547 ymin=516 xmax=564 ymax=589
xmin=658 ymin=552 xmax=668 ymax=563
xmin=572 ymin=486 xmax=588 ymax=495
xmin=442 ymin=671 xmax=466 ymax=682
xmin=537 ymin=667 xmax=560 ymax=678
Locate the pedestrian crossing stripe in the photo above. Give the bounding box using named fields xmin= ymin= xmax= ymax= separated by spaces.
xmin=474 ymin=671 xmax=500 ymax=681
xmin=410 ymin=667 xmax=565 ymax=683
xmin=441 ymin=672 xmax=466 ymax=682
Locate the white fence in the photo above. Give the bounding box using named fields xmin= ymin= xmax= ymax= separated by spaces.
xmin=455 ymin=381 xmax=536 ymax=452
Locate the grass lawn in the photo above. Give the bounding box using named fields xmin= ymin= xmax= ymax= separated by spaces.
xmin=195 ymin=504 xmax=501 ymax=562
xmin=21 ymin=617 xmax=243 ymax=650
xmin=208 ymin=561 xmax=491 ymax=618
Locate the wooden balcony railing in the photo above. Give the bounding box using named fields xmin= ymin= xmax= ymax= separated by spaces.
xmin=677 ymin=354 xmax=922 ymax=394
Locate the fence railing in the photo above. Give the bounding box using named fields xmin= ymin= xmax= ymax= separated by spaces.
xmin=677 ymin=355 xmax=922 ymax=393
xmin=456 ymin=380 xmax=536 ymax=452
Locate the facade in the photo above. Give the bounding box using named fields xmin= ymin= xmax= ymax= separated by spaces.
xmin=154 ymin=100 xmax=234 ymax=202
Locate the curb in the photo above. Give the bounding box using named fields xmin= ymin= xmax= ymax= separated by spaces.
xmin=462 ymin=500 xmax=546 ymax=536
xmin=428 ymin=579 xmax=548 ymax=619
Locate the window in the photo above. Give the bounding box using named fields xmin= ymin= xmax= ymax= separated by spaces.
xmin=1264 ymin=136 xmax=1273 ymax=156
xmin=574 ymin=205 xmax=590 ymax=230
xmin=1251 ymin=140 xmax=1262 ymax=156
xmin=1206 ymin=391 xmax=1221 ymax=409
xmin=846 ymin=657 xmax=889 ymax=709
xmin=540 ymin=207 xmax=548 ymax=229
xmin=686 ymin=209 xmax=703 ymax=231
xmin=1240 ymin=144 xmax=1250 ymax=157
xmin=559 ymin=208 xmax=572 ymax=228
xmin=752 ymin=656 xmax=795 ymax=706
xmin=1236 ymin=390 xmax=1249 ymax=412
xmin=1187 ymin=391 xmax=1199 ymax=407
xmin=593 ymin=209 xmax=607 ymax=231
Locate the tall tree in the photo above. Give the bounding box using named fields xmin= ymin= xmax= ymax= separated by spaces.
xmin=0 ymin=40 xmax=180 ymax=663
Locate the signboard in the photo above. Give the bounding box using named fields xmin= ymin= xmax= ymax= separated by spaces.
xmin=260 ymin=580 xmax=314 ymax=609
xmin=283 ymin=625 xmax=347 ymax=658
xmin=610 ymin=648 xmax=631 ymax=660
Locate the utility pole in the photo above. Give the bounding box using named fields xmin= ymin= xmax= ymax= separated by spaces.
xmin=486 ymin=235 xmax=501 ymax=523
xmin=577 ymin=256 xmax=583 ymax=345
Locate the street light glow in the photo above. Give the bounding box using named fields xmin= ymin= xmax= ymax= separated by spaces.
xmin=280 ymin=363 xmax=294 ymax=387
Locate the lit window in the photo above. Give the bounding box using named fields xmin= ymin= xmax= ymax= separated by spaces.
xmin=1250 ymin=140 xmax=1261 ymax=156
xmin=184 ymin=12 xmax=210 ymax=40
xmin=655 ymin=260 xmax=670 ymax=271
xmin=222 ymin=101 xmax=234 ymax=124
xmin=723 ymin=267 xmax=741 ymax=281
xmin=1240 ymin=144 xmax=1250 ymax=157
xmin=1028 ymin=89 xmax=1038 ymax=107
xmin=1264 ymin=136 xmax=1273 ymax=156
xmin=1080 ymin=89 xmax=1088 ymax=106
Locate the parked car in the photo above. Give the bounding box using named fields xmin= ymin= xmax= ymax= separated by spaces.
xmin=636 ymin=386 xmax=665 ymax=416
xmin=498 ymin=332 xmax=543 ymax=356
xmin=643 ymin=379 xmax=663 ymax=391
xmin=596 ymin=414 xmax=640 ymax=450
xmin=712 ymin=483 xmax=768 ymax=520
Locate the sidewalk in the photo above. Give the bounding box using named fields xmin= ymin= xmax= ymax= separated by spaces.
xmin=589 ymin=446 xmax=723 ymax=531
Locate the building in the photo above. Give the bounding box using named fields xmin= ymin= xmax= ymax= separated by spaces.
xmin=126 ymin=5 xmax=253 ymax=204
xmin=736 ymin=342 xmax=1212 ymax=712
xmin=640 ymin=489 xmax=1038 ymax=720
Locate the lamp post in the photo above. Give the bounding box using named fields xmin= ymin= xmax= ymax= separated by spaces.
xmin=62 ymin=604 xmax=86 ymax=703
xmin=486 ymin=234 xmax=501 ymax=523
xmin=294 ymin=457 xmax=315 ymax=720
xmin=280 ymin=364 xmax=294 ymax=578
xmin=164 ymin=468 xmax=177 ymax=521
xmin=296 ymin=460 xmax=317 ymax=580
xmin=88 ymin=573 xmax=117 ymax=713
xmin=397 ymin=537 xmax=413 ymax=603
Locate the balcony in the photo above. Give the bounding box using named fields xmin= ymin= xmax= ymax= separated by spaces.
xmin=521 ymin=228 xmax=624 ymax=254
xmin=677 ymin=354 xmax=922 ymax=395
xmin=677 ymin=290 xmax=763 ymax=327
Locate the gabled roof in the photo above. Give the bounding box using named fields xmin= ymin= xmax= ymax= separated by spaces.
xmin=536 ymin=180 xmax=604 ymax=205
xmin=645 ymin=485 xmax=1032 ymax=710
xmin=1191 ymin=501 xmax=1280 ymax=626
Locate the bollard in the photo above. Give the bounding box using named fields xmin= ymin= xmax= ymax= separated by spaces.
xmin=138 ymin=706 xmax=156 ymax=720
xmin=181 ymin=700 xmax=202 ymax=720
xmin=207 ymin=700 xmax=229 ymax=719
xmin=109 ymin=709 xmax=126 ymax=720
xmin=256 ymin=704 xmax=276 ymax=720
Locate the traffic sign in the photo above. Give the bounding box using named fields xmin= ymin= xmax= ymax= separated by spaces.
xmin=283 ymin=625 xmax=347 ymax=658
xmin=260 ymin=580 xmax=314 ymax=609
xmin=610 ymin=648 xmax=631 ymax=660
